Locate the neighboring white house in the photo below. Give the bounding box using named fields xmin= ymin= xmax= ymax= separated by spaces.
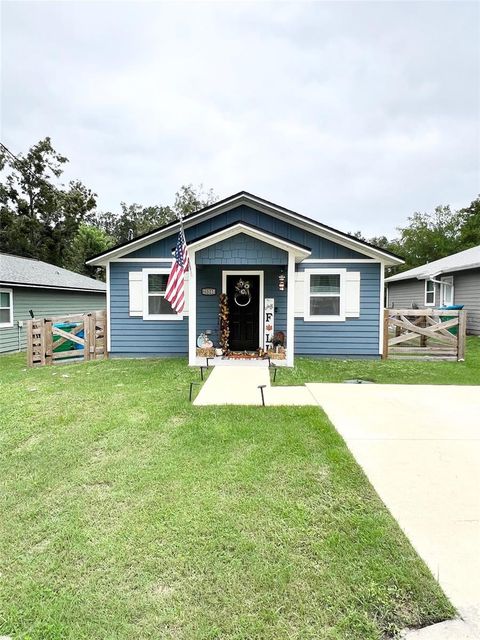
xmin=385 ymin=245 xmax=480 ymax=335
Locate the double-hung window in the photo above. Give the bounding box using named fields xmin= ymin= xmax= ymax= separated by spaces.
xmin=143 ymin=269 xmax=180 ymax=320
xmin=304 ymin=269 xmax=346 ymax=321
xmin=425 ymin=280 xmax=435 ymax=306
xmin=440 ymin=276 xmax=454 ymax=306
xmin=0 ymin=289 xmax=13 ymax=327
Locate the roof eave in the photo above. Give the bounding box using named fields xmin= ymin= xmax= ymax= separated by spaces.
xmin=87 ymin=192 xmax=404 ymax=266
xmin=0 ymin=280 xmax=106 ymax=293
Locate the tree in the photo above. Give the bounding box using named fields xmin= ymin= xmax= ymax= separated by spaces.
xmin=458 ymin=196 xmax=480 ymax=248
xmin=94 ymin=203 xmax=175 ymax=245
xmin=65 ymin=224 xmax=113 ymax=279
xmin=173 ymin=184 xmax=216 ymax=217
xmin=348 ymin=231 xmax=402 ymax=259
xmin=395 ymin=205 xmax=464 ymax=269
xmin=93 ymin=184 xmax=217 ymax=244
xmin=0 ymin=138 xmax=97 ymax=266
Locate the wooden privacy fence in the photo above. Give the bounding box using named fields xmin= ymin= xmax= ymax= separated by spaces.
xmin=383 ymin=308 xmax=466 ymax=361
xmin=27 ymin=310 xmax=107 ymax=367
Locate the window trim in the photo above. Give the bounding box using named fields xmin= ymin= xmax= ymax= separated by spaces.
xmin=0 ymin=288 xmax=13 ymax=328
xmin=424 ymin=279 xmax=436 ymax=306
xmin=142 ymin=267 xmax=183 ymax=321
xmin=440 ymin=276 xmax=454 ymax=306
xmin=304 ymin=269 xmax=346 ymax=322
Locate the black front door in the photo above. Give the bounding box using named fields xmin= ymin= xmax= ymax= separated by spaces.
xmin=226 ymin=274 xmax=260 ymax=351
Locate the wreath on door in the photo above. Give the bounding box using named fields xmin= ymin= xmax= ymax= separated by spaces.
xmin=234 ymin=278 xmax=252 ymax=307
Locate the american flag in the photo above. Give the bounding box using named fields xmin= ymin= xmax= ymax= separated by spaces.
xmin=165 ymin=229 xmax=190 ymax=313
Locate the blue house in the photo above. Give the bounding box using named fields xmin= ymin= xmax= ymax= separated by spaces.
xmin=87 ymin=192 xmax=403 ymax=366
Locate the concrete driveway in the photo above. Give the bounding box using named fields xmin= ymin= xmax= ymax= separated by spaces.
xmin=307 ymin=383 xmax=480 ymax=637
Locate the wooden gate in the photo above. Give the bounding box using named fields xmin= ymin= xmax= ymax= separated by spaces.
xmin=383 ymin=308 xmax=467 ymax=361
xmin=27 ymin=310 xmax=107 ymax=367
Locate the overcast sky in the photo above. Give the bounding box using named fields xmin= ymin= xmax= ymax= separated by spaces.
xmin=1 ymin=1 xmax=479 ymax=237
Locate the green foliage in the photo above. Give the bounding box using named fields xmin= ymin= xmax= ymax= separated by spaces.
xmin=352 ymin=196 xmax=479 ymax=274
xmin=93 ymin=184 xmax=217 ymax=245
xmin=0 ymin=138 xmax=216 ymax=278
xmin=0 ymin=138 xmax=97 ymax=267
xmin=173 ymin=183 xmax=216 ymax=216
xmin=2 ymin=137 xmax=475 ymax=281
xmin=458 ymin=196 xmax=480 ymax=248
xmin=64 ymin=224 xmax=113 ymax=279
xmin=396 ymin=205 xmax=464 ymax=269
xmin=94 ymin=203 xmax=176 ymax=245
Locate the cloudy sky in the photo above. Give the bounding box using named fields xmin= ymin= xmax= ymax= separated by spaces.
xmin=1 ymin=1 xmax=478 ymax=237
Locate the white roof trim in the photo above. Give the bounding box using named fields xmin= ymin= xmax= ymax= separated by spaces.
xmin=386 ymin=246 xmax=480 ymax=283
xmin=0 ymin=281 xmax=106 ymax=293
xmin=87 ymin=193 xmax=403 ymax=266
xmin=188 ymin=223 xmax=311 ymax=262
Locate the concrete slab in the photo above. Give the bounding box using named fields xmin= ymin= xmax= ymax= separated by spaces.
xmin=194 ymin=365 xmax=317 ymax=406
xmin=306 ymin=383 xmax=480 ymax=634
xmin=263 ymin=385 xmax=317 ymax=406
xmin=194 ymin=365 xmax=270 ymax=405
xmin=401 ymin=618 xmax=479 ymax=639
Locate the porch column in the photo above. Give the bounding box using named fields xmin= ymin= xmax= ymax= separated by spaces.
xmin=188 ymin=251 xmax=197 ymax=366
xmin=287 ymin=251 xmax=295 ymax=367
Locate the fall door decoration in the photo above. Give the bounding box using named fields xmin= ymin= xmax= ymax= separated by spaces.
xmin=218 ymin=293 xmax=230 ymax=353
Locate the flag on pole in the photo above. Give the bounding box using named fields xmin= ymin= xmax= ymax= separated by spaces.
xmin=165 ymin=228 xmax=190 ymax=313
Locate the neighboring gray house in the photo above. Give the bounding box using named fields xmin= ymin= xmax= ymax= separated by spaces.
xmin=385 ymin=245 xmax=480 ymax=335
xmin=0 ymin=253 xmax=106 ymax=354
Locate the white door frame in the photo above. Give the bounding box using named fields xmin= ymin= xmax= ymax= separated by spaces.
xmin=222 ymin=270 xmax=264 ymax=351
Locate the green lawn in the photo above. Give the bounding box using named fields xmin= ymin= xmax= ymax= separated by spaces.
xmin=0 ymin=353 xmax=455 ymax=640
xmin=277 ymin=336 xmax=480 ymax=386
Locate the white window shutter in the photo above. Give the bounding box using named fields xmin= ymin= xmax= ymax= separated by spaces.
xmin=294 ymin=272 xmax=304 ymax=315
xmin=129 ymin=271 xmax=143 ymax=316
xmin=345 ymin=271 xmax=360 ymax=317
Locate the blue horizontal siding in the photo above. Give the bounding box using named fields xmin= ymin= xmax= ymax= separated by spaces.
xmin=196 ymin=267 xmax=222 ymax=345
xmin=126 ymin=205 xmax=367 ymax=260
xmin=110 ymin=262 xmax=188 ymax=355
xmin=109 ymin=262 xmax=381 ymax=358
xmin=295 ymin=263 xmax=381 ymax=357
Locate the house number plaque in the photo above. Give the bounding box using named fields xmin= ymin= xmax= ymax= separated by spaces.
xmin=201 ymin=287 xmax=217 ymax=296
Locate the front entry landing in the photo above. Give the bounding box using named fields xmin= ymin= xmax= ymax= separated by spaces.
xmin=225 ymin=273 xmax=261 ymax=351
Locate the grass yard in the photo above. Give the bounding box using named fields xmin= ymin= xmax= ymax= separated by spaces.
xmin=0 ymin=353 xmax=455 ymax=640
xmin=277 ymin=336 xmax=480 ymax=386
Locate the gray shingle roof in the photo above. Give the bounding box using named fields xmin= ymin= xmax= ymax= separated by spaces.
xmin=0 ymin=253 xmax=106 ymax=292
xmin=385 ymin=245 xmax=480 ymax=283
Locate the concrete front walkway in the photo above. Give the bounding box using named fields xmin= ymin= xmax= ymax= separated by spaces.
xmin=193 ymin=364 xmax=317 ymax=406
xmin=307 ymin=383 xmax=480 ymax=638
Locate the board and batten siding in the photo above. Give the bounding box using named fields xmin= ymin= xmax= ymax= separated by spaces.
xmin=295 ymin=263 xmax=381 ymax=357
xmin=0 ymin=287 xmax=105 ymax=354
xmin=110 ymin=261 xmax=188 ymax=356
